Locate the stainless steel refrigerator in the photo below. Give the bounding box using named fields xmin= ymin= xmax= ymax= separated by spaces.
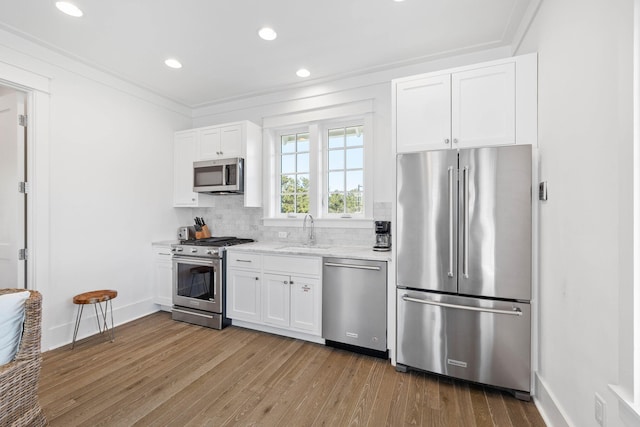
xmin=396 ymin=145 xmax=532 ymax=399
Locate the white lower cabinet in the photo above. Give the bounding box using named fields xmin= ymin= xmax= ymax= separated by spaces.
xmin=227 ymin=268 xmax=262 ymax=322
xmin=152 ymin=244 xmax=173 ymax=311
xmin=289 ymin=276 xmax=320 ymax=333
xmin=226 ymin=250 xmax=322 ymax=340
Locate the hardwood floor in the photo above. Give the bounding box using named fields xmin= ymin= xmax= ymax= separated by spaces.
xmin=39 ymin=312 xmax=545 ymax=426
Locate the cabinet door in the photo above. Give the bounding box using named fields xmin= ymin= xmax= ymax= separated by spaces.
xmin=219 ymin=124 xmax=243 ymax=158
xmin=290 ymin=276 xmax=321 ymax=335
xmin=262 ymin=273 xmax=290 ymax=327
xmin=227 ymin=269 xmax=262 ymax=322
xmin=396 ymin=74 xmax=451 ymax=152
xmin=197 ymin=127 xmax=221 ymax=160
xmin=173 ymin=131 xmax=198 ymax=206
xmin=153 ymin=248 xmax=173 ymax=310
xmin=452 ymin=63 xmax=515 ymax=148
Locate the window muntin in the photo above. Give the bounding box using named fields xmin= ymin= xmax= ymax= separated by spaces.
xmin=279 ymin=132 xmax=310 ymax=214
xmin=326 ymin=125 xmax=364 ymax=216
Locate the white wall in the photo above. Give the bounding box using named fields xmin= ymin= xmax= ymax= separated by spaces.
xmin=0 ymin=28 xmax=193 ymax=350
xmin=516 ymin=0 xmax=634 ymax=426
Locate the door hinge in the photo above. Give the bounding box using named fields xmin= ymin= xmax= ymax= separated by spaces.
xmin=18 ymin=181 xmax=30 ymax=194
xmin=18 ymin=114 xmax=27 ymax=127
xmin=18 ymin=248 xmax=29 ymax=261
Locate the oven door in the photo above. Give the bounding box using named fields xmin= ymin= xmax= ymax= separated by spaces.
xmin=173 ymin=256 xmax=221 ymax=313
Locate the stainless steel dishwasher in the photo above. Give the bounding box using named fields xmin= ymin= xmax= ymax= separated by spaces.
xmin=322 ymin=257 xmax=387 ymax=357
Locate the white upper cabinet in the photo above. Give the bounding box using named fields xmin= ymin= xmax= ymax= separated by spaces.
xmin=173 ymin=130 xmax=213 ymax=207
xmin=396 ymin=74 xmax=451 ymax=152
xmin=197 ymin=124 xmax=243 ymax=160
xmin=173 ymin=120 xmax=262 ymax=207
xmin=451 ymin=63 xmax=515 ymax=148
xmin=394 ymin=53 xmax=537 ymax=153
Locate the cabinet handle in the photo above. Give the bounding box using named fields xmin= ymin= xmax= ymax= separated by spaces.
xmin=283 ymin=280 xmax=289 ymax=284
xmin=453 ymin=138 xmax=459 ymax=144
xmin=290 ymin=280 xmax=294 ymax=285
xmin=255 ymin=277 xmax=259 ymax=281
xmin=236 ymin=259 xmax=252 ymax=263
xmin=220 ymin=151 xmax=223 ymax=155
xmin=444 ymin=138 xmax=450 ymax=144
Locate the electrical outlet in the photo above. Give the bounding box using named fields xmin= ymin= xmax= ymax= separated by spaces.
xmin=278 ymin=231 xmax=288 ymax=238
xmin=595 ymin=393 xmax=606 ymax=427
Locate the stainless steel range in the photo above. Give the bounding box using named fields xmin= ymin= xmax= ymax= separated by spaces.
xmin=171 ymin=236 xmax=253 ymax=329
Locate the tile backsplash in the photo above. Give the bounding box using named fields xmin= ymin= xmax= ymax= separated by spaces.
xmin=192 ymin=196 xmax=391 ymax=247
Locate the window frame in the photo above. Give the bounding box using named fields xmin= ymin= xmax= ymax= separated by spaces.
xmin=275 ymin=128 xmax=312 ymax=218
xmin=264 ymin=113 xmax=373 ymax=227
xmin=321 ymin=119 xmax=368 ymax=219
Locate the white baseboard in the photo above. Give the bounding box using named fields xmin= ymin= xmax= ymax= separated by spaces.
xmin=533 ymin=373 xmax=572 ymax=427
xmin=43 ymin=298 xmax=160 ymax=351
xmin=231 ymin=319 xmax=325 ymax=345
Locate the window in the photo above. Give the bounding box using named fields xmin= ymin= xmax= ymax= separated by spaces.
xmin=279 ymin=131 xmax=310 ymax=215
xmin=268 ymin=113 xmax=372 ymax=224
xmin=326 ymin=125 xmax=364 ymax=216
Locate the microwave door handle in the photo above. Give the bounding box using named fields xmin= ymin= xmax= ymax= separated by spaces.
xmin=224 ymin=165 xmax=230 ymax=186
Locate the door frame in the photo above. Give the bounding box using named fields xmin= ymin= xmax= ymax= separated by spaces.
xmin=0 ymin=61 xmax=51 ymax=346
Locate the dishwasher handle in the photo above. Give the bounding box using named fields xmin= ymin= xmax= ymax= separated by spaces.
xmin=324 ymin=262 xmax=381 ymax=271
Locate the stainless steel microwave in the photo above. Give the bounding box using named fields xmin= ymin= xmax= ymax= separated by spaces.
xmin=193 ymin=157 xmax=244 ymax=194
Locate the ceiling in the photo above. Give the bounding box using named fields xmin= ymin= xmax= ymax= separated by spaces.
xmin=0 ymin=0 xmax=536 ymax=108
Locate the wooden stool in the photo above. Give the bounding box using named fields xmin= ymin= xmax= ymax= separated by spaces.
xmin=71 ymin=290 xmax=117 ymax=349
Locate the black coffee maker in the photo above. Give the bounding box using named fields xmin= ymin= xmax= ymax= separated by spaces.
xmin=373 ymin=221 xmax=391 ymax=252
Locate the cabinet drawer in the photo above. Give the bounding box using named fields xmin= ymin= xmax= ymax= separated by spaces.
xmin=263 ymin=255 xmax=321 ymax=276
xmin=228 ymin=252 xmax=262 ymax=270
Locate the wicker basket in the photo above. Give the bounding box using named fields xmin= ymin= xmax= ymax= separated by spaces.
xmin=0 ymin=289 xmax=48 ymax=426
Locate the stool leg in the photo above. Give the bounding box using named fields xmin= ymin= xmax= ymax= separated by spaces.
xmin=71 ymin=304 xmax=84 ymax=350
xmin=108 ymin=299 xmax=115 ymax=342
xmin=96 ymin=299 xmax=116 ymax=343
xmin=94 ymin=303 xmax=103 ymax=334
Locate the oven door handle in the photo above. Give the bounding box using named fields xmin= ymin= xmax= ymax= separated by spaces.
xmin=172 ymin=256 xmax=217 ymax=266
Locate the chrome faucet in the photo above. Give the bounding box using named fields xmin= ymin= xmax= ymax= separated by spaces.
xmin=303 ymin=214 xmax=315 ymax=246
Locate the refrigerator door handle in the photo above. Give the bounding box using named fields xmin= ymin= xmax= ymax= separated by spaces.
xmin=448 ymin=166 xmax=454 ymax=278
xmin=463 ymin=165 xmax=470 ymax=279
xmin=401 ymin=295 xmax=523 ymax=316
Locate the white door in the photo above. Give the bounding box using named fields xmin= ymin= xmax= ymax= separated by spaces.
xmin=219 ymin=124 xmax=243 ymax=158
xmin=227 ymin=268 xmax=262 ymax=322
xmin=0 ymin=91 xmax=26 ymax=288
xmin=173 ymin=131 xmax=198 ymax=206
xmin=451 ymin=63 xmax=516 ymax=148
xmin=197 ymin=127 xmax=221 ymax=160
xmin=262 ymin=273 xmax=290 ymax=327
xmin=396 ymin=74 xmax=451 ymax=152
xmin=290 ymin=276 xmax=320 ymax=335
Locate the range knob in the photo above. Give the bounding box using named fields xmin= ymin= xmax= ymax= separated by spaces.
xmin=190 ymin=248 xmax=198 ymax=253
xmin=172 ymin=247 xmax=183 ymax=252
xmin=205 ymin=249 xmax=215 ymax=255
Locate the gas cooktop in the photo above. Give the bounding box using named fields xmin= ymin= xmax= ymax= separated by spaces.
xmin=178 ymin=237 xmax=254 ymax=247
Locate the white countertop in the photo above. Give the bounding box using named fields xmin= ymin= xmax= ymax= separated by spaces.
xmin=225 ymin=241 xmax=392 ymax=262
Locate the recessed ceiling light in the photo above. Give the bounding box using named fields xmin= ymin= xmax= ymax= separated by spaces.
xmin=258 ymin=27 xmax=277 ymax=41
xmin=55 ymin=1 xmax=83 ymax=17
xmin=164 ymin=58 xmax=183 ymax=69
xmin=296 ymin=69 xmax=311 ymax=78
